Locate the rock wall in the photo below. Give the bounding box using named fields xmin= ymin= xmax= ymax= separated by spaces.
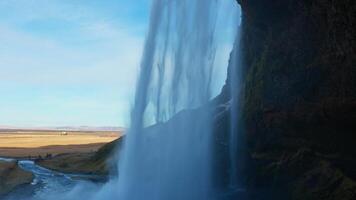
xmin=238 ymin=0 xmax=356 ymax=155
xmin=220 ymin=0 xmax=356 ymax=199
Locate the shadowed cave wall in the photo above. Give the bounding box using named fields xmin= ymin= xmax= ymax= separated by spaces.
xmin=215 ymin=0 xmax=356 ymax=199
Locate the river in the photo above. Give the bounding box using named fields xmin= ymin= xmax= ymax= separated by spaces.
xmin=1 ymin=158 xmax=102 ymax=200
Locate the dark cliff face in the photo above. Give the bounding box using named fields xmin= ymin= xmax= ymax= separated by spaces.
xmin=217 ymin=0 xmax=356 ymax=199
xmin=238 ymin=0 xmax=356 ymax=153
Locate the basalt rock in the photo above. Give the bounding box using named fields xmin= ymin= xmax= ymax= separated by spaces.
xmin=215 ymin=0 xmax=356 ymax=199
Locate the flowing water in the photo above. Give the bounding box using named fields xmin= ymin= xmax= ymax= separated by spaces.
xmin=1 ymin=159 xmax=101 ymax=200
xmin=109 ymin=0 xmax=240 ymax=199
xmin=228 ymin=31 xmax=243 ymax=189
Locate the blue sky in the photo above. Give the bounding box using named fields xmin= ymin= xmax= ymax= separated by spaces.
xmin=0 ymin=0 xmax=239 ymax=127
xmin=0 ymin=0 xmax=149 ymax=127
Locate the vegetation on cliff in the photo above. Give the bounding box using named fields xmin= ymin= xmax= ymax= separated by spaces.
xmin=37 ymin=138 xmax=122 ymax=176
xmin=215 ymin=0 xmax=356 ymax=199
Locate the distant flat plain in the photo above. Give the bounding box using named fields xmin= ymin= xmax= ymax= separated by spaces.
xmin=0 ymin=129 xmax=121 ymax=157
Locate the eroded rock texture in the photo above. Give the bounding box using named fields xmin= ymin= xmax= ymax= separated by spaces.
xmin=219 ymin=0 xmax=356 ymax=199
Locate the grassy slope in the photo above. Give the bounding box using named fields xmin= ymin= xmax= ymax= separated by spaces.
xmin=37 ymin=138 xmax=122 ymax=175
xmin=0 ymin=161 xmax=33 ymax=195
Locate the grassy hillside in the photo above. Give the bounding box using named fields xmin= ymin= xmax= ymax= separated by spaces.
xmin=37 ymin=138 xmax=123 ymax=176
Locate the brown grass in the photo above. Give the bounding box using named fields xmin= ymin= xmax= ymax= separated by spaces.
xmin=0 ymin=161 xmax=33 ymax=195
xmin=37 ymin=153 xmax=106 ymax=175
xmin=0 ymin=130 xmax=121 ymax=157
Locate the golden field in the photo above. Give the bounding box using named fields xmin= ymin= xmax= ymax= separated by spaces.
xmin=0 ymin=130 xmax=121 ymax=157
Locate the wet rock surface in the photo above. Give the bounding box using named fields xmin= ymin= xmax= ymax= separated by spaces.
xmin=214 ymin=0 xmax=356 ymax=199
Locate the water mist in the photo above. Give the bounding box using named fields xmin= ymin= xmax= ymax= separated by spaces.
xmin=113 ymin=0 xmax=239 ymax=199
xmin=98 ymin=0 xmax=238 ymax=199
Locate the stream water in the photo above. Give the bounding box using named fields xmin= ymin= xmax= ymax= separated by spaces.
xmin=1 ymin=158 xmax=99 ymax=200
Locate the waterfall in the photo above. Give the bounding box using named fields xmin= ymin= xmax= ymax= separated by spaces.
xmin=112 ymin=0 xmax=239 ymax=199
xmin=228 ymin=31 xmax=243 ymax=189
